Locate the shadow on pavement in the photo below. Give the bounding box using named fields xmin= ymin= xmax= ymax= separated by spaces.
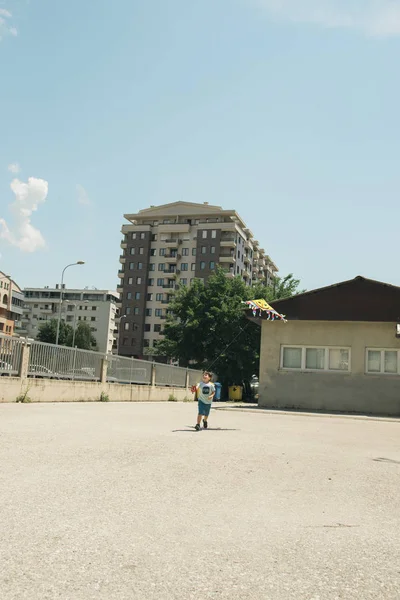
xmin=172 ymin=426 xmax=239 ymax=433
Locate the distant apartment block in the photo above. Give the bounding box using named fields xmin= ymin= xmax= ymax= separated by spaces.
xmin=19 ymin=286 xmax=119 ymax=354
xmin=0 ymin=271 xmax=24 ymax=336
xmin=117 ymin=201 xmax=278 ymax=358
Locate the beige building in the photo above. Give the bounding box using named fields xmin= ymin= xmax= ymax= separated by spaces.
xmin=250 ymin=276 xmax=400 ymax=417
xmin=19 ymin=287 xmax=119 ymax=354
xmin=0 ymin=271 xmax=23 ymax=336
xmin=117 ymin=201 xmax=278 ymax=358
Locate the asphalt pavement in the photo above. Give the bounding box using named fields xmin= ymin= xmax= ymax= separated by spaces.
xmin=0 ymin=402 xmax=399 ymax=599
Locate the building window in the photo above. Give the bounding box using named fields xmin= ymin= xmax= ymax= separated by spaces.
xmin=281 ymin=346 xmax=350 ymax=372
xmin=128 ymin=277 xmax=133 ymax=285
xmin=92 ymin=306 xmax=97 ymax=311
xmin=200 ymin=262 xmax=206 ymax=270
xmin=129 ymin=262 xmax=135 ymax=270
xmin=150 ymin=249 xmax=156 ymax=256
xmin=144 ymin=324 xmax=151 ymax=332
xmin=238 ymin=251 xmax=241 ymax=259
xmin=159 ymin=248 xmax=166 ymax=256
xmin=148 ymin=279 xmax=154 ymax=286
xmin=181 ymin=263 xmax=188 ymax=271
xmin=139 ymin=247 xmax=144 ymax=255
xmin=146 ymin=308 xmax=152 ymax=316
xmin=124 ymin=322 xmax=130 ymax=331
xmin=137 ymin=262 xmax=143 ymax=270
xmin=191 ymin=263 xmax=196 ymax=271
xmin=147 ymin=293 xmax=153 ymax=301
xmin=237 ymin=266 xmax=240 ymax=274
xmin=182 ymin=248 xmax=189 ymax=256
xmin=136 ymin=277 xmax=142 ymax=284
xmin=130 ymin=248 xmax=135 ymax=255
xmin=366 ymin=349 xmax=400 ymax=374
xmin=192 ymin=248 xmax=197 ymax=256
xmin=211 ymin=230 xmax=217 ymax=238
xmin=154 ymin=324 xmax=162 ymax=333
xmin=134 ymin=307 xmax=140 ymax=315
xmin=156 ymin=293 xmax=163 ymax=301
xmin=181 ymin=278 xmax=187 ymax=286
xmin=201 ymin=246 xmax=207 ymax=254
xmin=151 ymin=234 xmax=157 ymax=241
xmin=155 ymin=309 xmax=162 ymax=317
xmin=157 ymin=278 xmax=164 ymax=286
xmin=149 ymin=263 xmax=155 ymax=271
xmin=211 ymin=246 xmax=216 ymax=254
xmin=132 ymin=233 xmax=137 ymax=240
xmin=202 ymin=231 xmax=207 ymax=239
xmin=91 ymin=317 xmax=96 ymax=322
xmin=126 ymin=307 xmax=131 ymax=315
xmin=140 ymin=233 xmax=145 ymax=239
xmin=135 ymin=292 xmax=141 ymax=300
xmin=210 ymin=261 xmax=215 ymax=270
xmin=127 ymin=292 xmax=132 ymax=300
xmin=122 ymin=337 xmax=128 ymax=345
xmin=158 ymin=263 xmax=165 ymax=271
xmin=143 ymin=339 xmax=150 ymax=348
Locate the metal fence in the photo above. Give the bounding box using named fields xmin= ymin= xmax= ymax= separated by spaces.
xmin=107 ymin=355 xmax=152 ymax=385
xmin=28 ymin=341 xmax=102 ymax=381
xmin=1 ymin=332 xmax=206 ymax=387
xmin=154 ymin=363 xmax=187 ymax=388
xmin=0 ymin=334 xmax=24 ymax=376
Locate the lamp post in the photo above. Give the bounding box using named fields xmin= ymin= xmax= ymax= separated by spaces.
xmin=55 ymin=261 xmax=85 ymax=346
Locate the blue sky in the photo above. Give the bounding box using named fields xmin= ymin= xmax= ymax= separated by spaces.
xmin=1 ymin=0 xmax=400 ymax=292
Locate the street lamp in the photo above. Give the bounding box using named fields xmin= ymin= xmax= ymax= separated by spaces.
xmin=55 ymin=261 xmax=85 ymax=346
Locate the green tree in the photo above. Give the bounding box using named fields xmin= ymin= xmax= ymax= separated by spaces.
xmin=37 ymin=319 xmax=73 ymax=346
xmin=71 ymin=322 xmax=97 ymax=351
xmin=155 ymin=269 xmax=304 ymax=387
xmin=251 ymin=273 xmax=305 ymax=303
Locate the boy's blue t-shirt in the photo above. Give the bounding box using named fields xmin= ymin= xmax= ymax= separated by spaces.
xmin=197 ymin=381 xmax=215 ymax=404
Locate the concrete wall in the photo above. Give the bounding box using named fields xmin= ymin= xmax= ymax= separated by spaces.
xmin=0 ymin=377 xmax=192 ymax=403
xmin=259 ymin=320 xmax=400 ymax=416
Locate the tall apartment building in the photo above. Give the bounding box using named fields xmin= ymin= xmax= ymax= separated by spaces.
xmin=117 ymin=201 xmax=278 ymax=358
xmin=19 ymin=287 xmax=119 ymax=353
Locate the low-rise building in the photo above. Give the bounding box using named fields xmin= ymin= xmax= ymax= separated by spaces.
xmin=249 ymin=276 xmax=400 ymax=417
xmin=19 ymin=286 xmax=119 ymax=354
xmin=0 ymin=271 xmax=23 ymax=336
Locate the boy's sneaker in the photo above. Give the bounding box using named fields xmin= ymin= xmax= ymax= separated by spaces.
xmin=195 ymin=424 xmax=200 ymax=431
xmin=203 ymin=420 xmax=208 ymax=429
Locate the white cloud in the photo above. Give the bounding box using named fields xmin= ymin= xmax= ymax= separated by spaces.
xmin=76 ymin=184 xmax=92 ymax=206
xmin=255 ymin=0 xmax=400 ymax=36
xmin=0 ymin=177 xmax=49 ymax=253
xmin=0 ymin=7 xmax=17 ymax=40
xmin=7 ymin=163 xmax=21 ymax=174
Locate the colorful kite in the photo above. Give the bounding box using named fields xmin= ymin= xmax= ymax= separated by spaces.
xmin=244 ymin=299 xmax=287 ymax=322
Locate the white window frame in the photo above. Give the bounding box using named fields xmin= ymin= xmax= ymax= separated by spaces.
xmin=365 ymin=348 xmax=400 ymax=375
xmin=280 ymin=345 xmax=351 ymax=373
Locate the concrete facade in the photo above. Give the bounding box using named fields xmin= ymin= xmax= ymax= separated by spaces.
xmin=0 ymin=272 xmax=23 ymax=336
xmin=259 ymin=320 xmax=400 ymax=416
xmin=19 ymin=287 xmax=119 ymax=353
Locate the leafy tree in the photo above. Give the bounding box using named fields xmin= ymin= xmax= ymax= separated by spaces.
xmin=155 ymin=269 xmax=304 ymax=387
xmin=37 ymin=319 xmax=97 ymax=350
xmin=37 ymin=319 xmax=73 ymax=346
xmin=70 ymin=322 xmax=97 ymax=351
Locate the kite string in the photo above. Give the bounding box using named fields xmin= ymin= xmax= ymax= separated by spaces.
xmin=206 ymin=321 xmax=251 ymax=373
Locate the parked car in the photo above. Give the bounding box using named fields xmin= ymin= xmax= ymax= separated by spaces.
xmin=0 ymin=360 xmax=14 ymax=376
xmin=28 ymin=365 xmax=60 ymax=379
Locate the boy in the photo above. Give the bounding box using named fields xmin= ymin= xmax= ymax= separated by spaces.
xmin=193 ymin=371 xmax=215 ymax=431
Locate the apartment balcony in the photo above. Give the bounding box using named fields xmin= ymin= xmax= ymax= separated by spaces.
xmin=164 ymin=238 xmax=182 ymax=247
xmin=165 ymin=254 xmax=179 ymax=263
xmin=220 ymin=268 xmax=235 ymax=278
xmin=118 ymin=270 xmax=125 ymax=278
xmin=158 ymin=224 xmax=190 ymax=234
xmin=163 ymin=284 xmax=175 ymax=289
xmin=242 ymin=271 xmax=250 ymax=280
xmin=219 ymin=255 xmax=235 ymax=263
xmin=119 ymin=255 xmax=126 ymax=265
xmin=220 ymin=236 xmax=237 ymax=248
xmin=117 ymin=285 xmax=124 ymax=294
xmin=120 ymin=242 xmax=127 ymax=250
